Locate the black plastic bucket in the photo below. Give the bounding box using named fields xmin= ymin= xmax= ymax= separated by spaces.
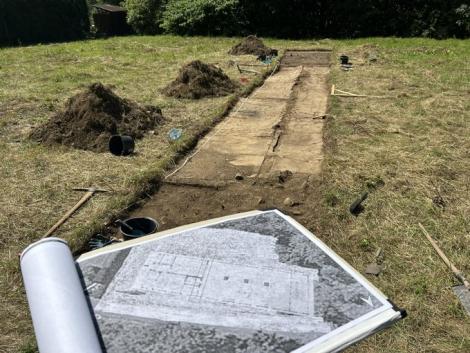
xmin=119 ymin=217 xmax=159 ymax=240
xmin=109 ymin=135 xmax=135 ymax=156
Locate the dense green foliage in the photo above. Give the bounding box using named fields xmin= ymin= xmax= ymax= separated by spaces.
xmin=123 ymin=0 xmax=470 ymax=38
xmin=125 ymin=0 xmax=166 ymax=34
xmin=160 ymin=0 xmax=245 ymax=35
xmin=0 ymin=0 xmax=90 ymax=46
xmin=455 ymin=4 xmax=470 ymax=36
xmin=1 ymin=0 xmax=468 ymax=45
xmin=240 ymin=0 xmax=470 ymax=38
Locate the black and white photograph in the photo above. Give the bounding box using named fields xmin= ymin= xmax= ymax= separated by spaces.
xmin=79 ymin=211 xmax=392 ymax=353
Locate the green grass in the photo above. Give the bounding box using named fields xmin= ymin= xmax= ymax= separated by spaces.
xmin=315 ymin=37 xmax=470 ymax=352
xmin=1 ymin=36 xmax=469 ymax=353
xmin=0 ymin=35 xmax=277 ymax=352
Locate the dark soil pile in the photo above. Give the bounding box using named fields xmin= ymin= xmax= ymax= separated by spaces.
xmin=30 ymin=83 xmax=164 ymax=152
xmin=163 ymin=60 xmax=238 ymax=99
xmin=228 ymin=35 xmax=278 ymax=57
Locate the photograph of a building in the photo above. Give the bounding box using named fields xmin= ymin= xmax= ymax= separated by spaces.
xmin=94 ymin=229 xmax=331 ymax=334
xmin=78 ymin=211 xmax=392 ymax=353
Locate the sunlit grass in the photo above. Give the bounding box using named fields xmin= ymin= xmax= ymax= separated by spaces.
xmin=0 ymin=35 xmax=469 ymax=352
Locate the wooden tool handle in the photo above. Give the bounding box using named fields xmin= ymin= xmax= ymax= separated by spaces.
xmin=43 ymin=191 xmax=94 ymax=238
xmin=419 ymin=223 xmax=470 ymax=289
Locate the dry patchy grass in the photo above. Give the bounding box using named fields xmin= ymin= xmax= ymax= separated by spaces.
xmin=0 ymin=36 xmax=469 ymax=353
xmin=311 ymin=38 xmax=469 ymax=352
xmin=0 ymin=35 xmax=275 ymax=352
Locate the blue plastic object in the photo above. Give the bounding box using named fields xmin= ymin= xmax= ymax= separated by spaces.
xmin=168 ymin=128 xmax=183 ymax=141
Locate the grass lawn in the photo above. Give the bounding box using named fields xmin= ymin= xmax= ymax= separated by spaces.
xmin=315 ymin=37 xmax=470 ymax=352
xmin=1 ymin=35 xmax=469 ymax=352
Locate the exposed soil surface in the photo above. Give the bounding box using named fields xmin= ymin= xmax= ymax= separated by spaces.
xmin=121 ymin=50 xmax=331 ymax=235
xmin=30 ymin=83 xmax=164 ymax=152
xmin=229 ymin=35 xmax=278 ymax=57
xmin=163 ymin=60 xmax=238 ymax=99
xmin=131 ymin=176 xmax=323 ymax=234
xmin=281 ymin=49 xmax=331 ymax=67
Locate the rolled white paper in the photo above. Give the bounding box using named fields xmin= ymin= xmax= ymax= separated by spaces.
xmin=20 ymin=238 xmax=102 ymax=353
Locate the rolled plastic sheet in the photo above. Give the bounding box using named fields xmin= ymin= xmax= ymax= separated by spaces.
xmin=20 ymin=238 xmax=103 ymax=353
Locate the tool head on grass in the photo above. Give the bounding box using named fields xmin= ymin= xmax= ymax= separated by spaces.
xmin=419 ymin=223 xmax=470 ymax=316
xmin=453 ymin=286 xmax=470 ymax=315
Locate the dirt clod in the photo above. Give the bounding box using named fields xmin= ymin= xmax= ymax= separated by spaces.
xmin=278 ymin=170 xmax=293 ymax=184
xmin=229 ymin=35 xmax=278 ymax=57
xmin=283 ymin=197 xmax=294 ymax=207
xmin=163 ymin=60 xmax=238 ymax=99
xmin=432 ymin=195 xmax=446 ymax=208
xmin=30 ymin=83 xmax=164 ymax=152
xmin=365 ymin=263 xmax=383 ymax=276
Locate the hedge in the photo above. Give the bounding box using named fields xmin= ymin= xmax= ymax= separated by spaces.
xmin=123 ymin=0 xmax=470 ymax=38
xmin=160 ymin=0 xmax=246 ymax=36
xmin=239 ymin=0 xmax=470 ymax=39
xmin=125 ymin=0 xmax=166 ymax=34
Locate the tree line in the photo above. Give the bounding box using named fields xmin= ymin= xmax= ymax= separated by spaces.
xmin=1 ymin=0 xmax=469 ymax=46
xmin=126 ymin=0 xmax=470 ymax=39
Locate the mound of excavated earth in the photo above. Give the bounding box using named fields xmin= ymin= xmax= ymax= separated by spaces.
xmin=162 ymin=60 xmax=238 ymax=99
xmin=30 ymin=83 xmax=164 ymax=152
xmin=228 ymin=35 xmax=278 ymax=57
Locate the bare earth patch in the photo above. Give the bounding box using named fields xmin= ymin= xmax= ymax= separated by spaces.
xmin=162 ymin=60 xmax=238 ymax=99
xmin=229 ymin=35 xmax=278 ymax=57
xmin=29 ymin=83 xmax=164 ymax=152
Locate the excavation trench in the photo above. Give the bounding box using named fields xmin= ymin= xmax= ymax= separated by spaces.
xmin=125 ymin=50 xmax=331 ymax=233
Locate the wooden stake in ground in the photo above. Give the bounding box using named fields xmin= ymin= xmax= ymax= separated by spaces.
xmin=330 ymin=84 xmax=390 ymax=98
xmin=43 ymin=187 xmax=108 ymax=238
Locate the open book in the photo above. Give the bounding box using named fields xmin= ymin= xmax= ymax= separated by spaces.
xmin=21 ymin=210 xmax=405 ymax=353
